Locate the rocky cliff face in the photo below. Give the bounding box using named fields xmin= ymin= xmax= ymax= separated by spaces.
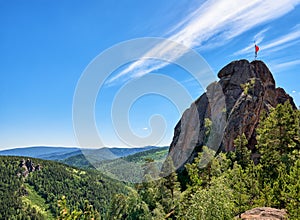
xmin=169 ymin=60 xmax=296 ymax=170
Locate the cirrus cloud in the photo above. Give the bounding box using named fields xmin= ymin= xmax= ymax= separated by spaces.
xmin=107 ymin=0 xmax=300 ymax=85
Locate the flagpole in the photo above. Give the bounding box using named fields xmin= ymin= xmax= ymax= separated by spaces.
xmin=254 ymin=41 xmax=257 ymax=60
xmin=254 ymin=41 xmax=259 ymax=60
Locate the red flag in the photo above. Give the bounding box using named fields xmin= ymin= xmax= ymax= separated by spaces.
xmin=255 ymin=44 xmax=259 ymax=59
xmin=255 ymin=45 xmax=259 ymax=53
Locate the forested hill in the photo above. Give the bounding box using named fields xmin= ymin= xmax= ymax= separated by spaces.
xmin=1 ymin=102 xmax=300 ymax=219
xmin=0 ymin=156 xmax=127 ymax=219
xmin=62 ymin=146 xmax=169 ymax=169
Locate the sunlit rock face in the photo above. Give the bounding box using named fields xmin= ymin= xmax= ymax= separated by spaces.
xmin=168 ymin=60 xmax=296 ymax=170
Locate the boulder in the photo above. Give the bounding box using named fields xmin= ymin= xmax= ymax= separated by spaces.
xmin=238 ymin=207 xmax=288 ymax=220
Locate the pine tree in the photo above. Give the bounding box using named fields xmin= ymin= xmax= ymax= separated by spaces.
xmin=57 ymin=195 xmax=101 ymax=220
xmin=226 ymin=162 xmax=251 ymax=216
xmin=107 ymin=188 xmax=150 ymax=220
xmin=233 ymin=133 xmax=252 ymax=169
xmin=243 ymin=161 xmax=261 ymax=208
xmin=185 ymin=146 xmax=216 ymax=188
xmin=159 ymin=156 xmax=181 ymax=216
xmin=177 ymin=176 xmax=234 ymax=219
xmin=257 ymin=101 xmax=300 ymax=179
xmin=106 ymin=193 xmax=128 ymax=220
xmin=255 ymin=102 xmax=300 ymax=210
xmin=210 ymin=152 xmax=231 ymax=178
xmin=137 ymin=159 xmax=160 ymax=212
xmin=137 ymin=175 xmax=159 ymax=212
xmin=125 ymin=189 xmax=151 ymax=220
xmin=283 ymin=159 xmax=300 ymax=219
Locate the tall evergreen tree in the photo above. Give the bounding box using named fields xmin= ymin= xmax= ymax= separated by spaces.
xmin=185 ymin=146 xmax=216 ymax=188
xmin=159 ymin=156 xmax=181 ymax=216
xmin=257 ymin=101 xmax=300 ymax=179
xmin=233 ymin=133 xmax=252 ymax=169
xmin=283 ymin=159 xmax=300 ymax=219
xmin=177 ymin=176 xmax=234 ymax=220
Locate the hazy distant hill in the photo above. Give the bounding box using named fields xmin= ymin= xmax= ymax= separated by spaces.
xmin=0 ymin=146 xmax=162 ymax=162
xmin=0 ymin=146 xmax=80 ymax=160
xmin=63 ymin=146 xmax=169 ymax=169
xmin=78 ymin=146 xmax=161 ymax=165
xmin=92 ymin=147 xmax=169 ymax=182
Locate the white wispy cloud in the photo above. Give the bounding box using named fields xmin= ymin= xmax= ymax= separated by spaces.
xmin=234 ymin=28 xmax=269 ymax=56
xmin=108 ymin=0 xmax=300 ymax=84
xmin=254 ymin=28 xmax=270 ymax=42
xmin=272 ymin=59 xmax=300 ymax=71
xmin=262 ymin=27 xmax=300 ymax=53
xmin=234 ymin=25 xmax=300 ymax=56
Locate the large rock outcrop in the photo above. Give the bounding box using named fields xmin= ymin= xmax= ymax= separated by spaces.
xmin=168 ymin=60 xmax=296 ymax=170
xmin=18 ymin=158 xmax=41 ymax=178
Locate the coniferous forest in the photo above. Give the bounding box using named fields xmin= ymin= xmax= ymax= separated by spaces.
xmin=2 ymin=0 xmax=300 ymax=219
xmin=1 ymin=101 xmax=300 ymax=219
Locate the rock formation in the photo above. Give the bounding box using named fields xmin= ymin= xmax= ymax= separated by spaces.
xmin=18 ymin=158 xmax=41 ymax=178
xmin=237 ymin=207 xmax=288 ymax=219
xmin=168 ymin=60 xmax=296 ymax=170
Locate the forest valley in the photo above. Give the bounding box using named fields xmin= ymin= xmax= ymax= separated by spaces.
xmin=0 ymin=101 xmax=299 ymax=219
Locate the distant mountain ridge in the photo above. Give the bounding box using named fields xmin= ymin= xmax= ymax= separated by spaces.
xmin=0 ymin=145 xmax=163 ymax=162
xmin=0 ymin=146 xmax=80 ymax=160
xmin=63 ymin=146 xmax=169 ymax=169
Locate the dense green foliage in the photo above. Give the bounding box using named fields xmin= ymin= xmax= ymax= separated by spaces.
xmin=57 ymin=195 xmax=101 ymax=220
xmin=62 ymin=154 xmax=94 ymax=169
xmin=61 ymin=147 xmax=168 ymax=170
xmin=103 ymin=102 xmax=300 ymax=219
xmin=26 ymin=160 xmax=128 ymax=217
xmin=93 ymin=147 xmax=169 ymax=183
xmin=63 ymin=147 xmax=168 ymax=167
xmin=1 ymin=102 xmax=299 ymax=219
xmin=0 ymin=156 xmax=44 ymax=219
xmin=254 ymin=101 xmax=300 ymax=216
xmin=0 ymin=156 xmax=127 ymax=219
xmin=109 ymin=147 xmax=169 ymax=164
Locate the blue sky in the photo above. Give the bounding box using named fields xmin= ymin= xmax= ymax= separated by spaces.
xmin=1 ymin=0 xmax=300 ymax=149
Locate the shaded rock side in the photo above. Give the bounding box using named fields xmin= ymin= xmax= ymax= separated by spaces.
xmin=169 ymin=59 xmax=296 ymax=170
